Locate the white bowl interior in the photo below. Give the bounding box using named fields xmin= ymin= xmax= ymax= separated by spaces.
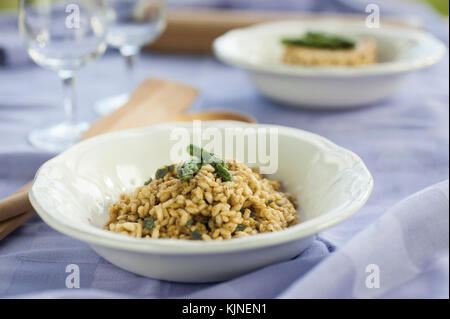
xmin=30 ymin=122 xmax=372 ymax=251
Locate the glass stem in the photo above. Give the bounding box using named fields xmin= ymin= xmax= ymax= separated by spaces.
xmin=120 ymin=46 xmax=140 ymax=94
xmin=59 ymin=70 xmax=77 ymax=126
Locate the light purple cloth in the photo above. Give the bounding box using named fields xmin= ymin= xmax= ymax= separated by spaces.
xmin=10 ymin=180 xmax=449 ymax=299
xmin=0 ymin=14 xmax=30 ymax=67
xmin=280 ymin=180 xmax=449 ymax=299
xmin=0 ymin=1 xmax=448 ymax=298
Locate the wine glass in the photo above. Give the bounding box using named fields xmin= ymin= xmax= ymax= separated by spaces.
xmin=94 ymin=0 xmax=166 ymax=115
xmin=19 ymin=0 xmax=108 ymax=152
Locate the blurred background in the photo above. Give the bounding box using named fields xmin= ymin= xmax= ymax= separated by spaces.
xmin=0 ymin=0 xmax=447 ymax=14
xmin=0 ymin=0 xmax=448 ymax=14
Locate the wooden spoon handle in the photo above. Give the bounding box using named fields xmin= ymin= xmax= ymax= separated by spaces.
xmin=0 ymin=109 xmax=256 ymax=225
xmin=171 ymin=110 xmax=257 ymax=123
xmin=0 ymin=210 xmax=34 ymax=240
xmin=0 ymin=191 xmax=31 ymax=223
xmin=0 ymin=182 xmax=33 ymax=240
xmin=0 ymin=78 xmax=198 ymax=240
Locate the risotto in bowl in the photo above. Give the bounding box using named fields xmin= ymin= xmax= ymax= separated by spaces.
xmin=106 ymin=145 xmax=299 ymax=241
xmin=29 ymin=121 xmax=373 ymax=282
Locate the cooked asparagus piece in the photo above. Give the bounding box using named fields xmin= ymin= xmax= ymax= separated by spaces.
xmin=177 ymin=159 xmax=202 ymax=181
xmin=187 ymin=144 xmax=232 ymax=182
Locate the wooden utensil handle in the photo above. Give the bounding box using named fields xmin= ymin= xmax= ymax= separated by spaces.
xmin=0 ymin=210 xmax=34 ymax=240
xmin=0 ymin=182 xmax=33 ymax=240
xmin=0 ymin=78 xmax=198 ymax=240
xmin=0 ymin=108 xmax=257 ymax=239
xmin=0 ymin=191 xmax=32 ymax=223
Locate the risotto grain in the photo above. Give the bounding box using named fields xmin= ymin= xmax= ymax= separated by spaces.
xmin=105 ymin=154 xmax=299 ymax=240
xmin=281 ymin=32 xmax=376 ymax=66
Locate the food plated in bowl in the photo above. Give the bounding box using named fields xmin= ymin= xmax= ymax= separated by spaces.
xmin=213 ymin=20 xmax=446 ymax=108
xmin=106 ymin=145 xmax=299 ymax=240
xmin=29 ymin=121 xmax=373 ymax=282
xmin=282 ymin=31 xmax=377 ymax=66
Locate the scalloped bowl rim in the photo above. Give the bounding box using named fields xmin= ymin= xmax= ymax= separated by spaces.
xmin=29 ymin=121 xmax=373 ymax=255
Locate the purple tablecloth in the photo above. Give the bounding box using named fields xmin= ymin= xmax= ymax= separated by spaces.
xmin=0 ymin=0 xmax=448 ymax=298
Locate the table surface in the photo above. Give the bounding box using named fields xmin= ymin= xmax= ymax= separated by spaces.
xmin=0 ymin=1 xmax=448 ymax=298
xmin=1 ymin=49 xmax=448 ymax=240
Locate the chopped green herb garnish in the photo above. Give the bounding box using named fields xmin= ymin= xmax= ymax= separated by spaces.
xmin=144 ymin=177 xmax=152 ymax=185
xmin=143 ymin=216 xmax=155 ymax=230
xmin=235 ymin=224 xmax=247 ymax=232
xmin=188 ymin=144 xmax=223 ymax=165
xmin=185 ymin=219 xmax=194 ymax=228
xmin=240 ymin=208 xmax=246 ymax=214
xmin=191 ymin=229 xmax=201 ymax=240
xmin=177 ymin=159 xmax=202 ymax=181
xmin=155 ymin=167 xmax=168 ymax=179
xmin=268 ymin=200 xmax=274 ymax=205
xmin=188 ymin=144 xmax=233 ymax=182
xmin=167 ymin=164 xmax=175 ymax=173
xmin=214 ymin=162 xmax=233 ymax=182
xmin=250 ymin=212 xmax=256 ymax=218
xmin=282 ymin=31 xmax=355 ymax=50
xmin=174 ymin=145 xmax=233 ymax=182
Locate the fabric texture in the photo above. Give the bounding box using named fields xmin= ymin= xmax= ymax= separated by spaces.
xmin=0 ymin=0 xmax=448 ymax=298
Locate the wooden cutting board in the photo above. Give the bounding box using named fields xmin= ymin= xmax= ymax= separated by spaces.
xmin=147 ymin=8 xmax=423 ymax=54
xmin=0 ymin=78 xmax=198 ymax=240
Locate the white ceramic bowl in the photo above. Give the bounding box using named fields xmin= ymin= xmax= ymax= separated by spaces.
xmin=29 ymin=121 xmax=373 ymax=282
xmin=213 ymin=20 xmax=446 ymax=109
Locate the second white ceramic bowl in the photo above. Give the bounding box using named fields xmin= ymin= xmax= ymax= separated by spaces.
xmin=213 ymin=20 xmax=446 ymax=109
xmin=29 ymin=121 xmax=373 ymax=282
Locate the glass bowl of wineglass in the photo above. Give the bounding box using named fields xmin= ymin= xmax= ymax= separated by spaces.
xmin=19 ymin=0 xmax=108 ymax=152
xmin=94 ymin=0 xmax=166 ymax=116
